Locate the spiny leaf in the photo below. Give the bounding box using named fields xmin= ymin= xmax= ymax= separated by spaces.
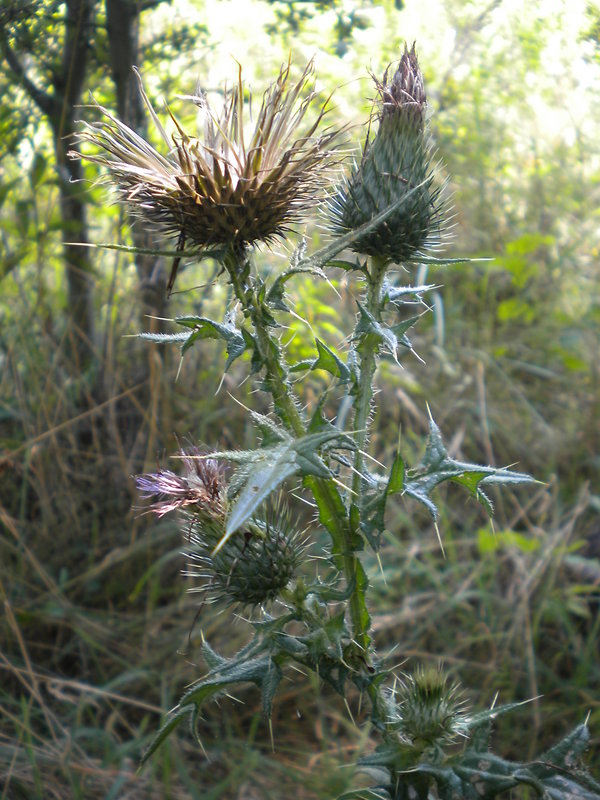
xmin=405 ymin=255 xmax=494 ymax=265
xmin=200 ymin=638 xmax=229 ymax=671
xmin=384 ymin=723 xmax=600 ymax=800
xmin=403 ymin=418 xmax=534 ymax=520
xmin=218 ymin=428 xmax=356 ymax=547
xmin=139 ymin=706 xmax=193 ymax=765
xmin=181 ymin=654 xmax=273 ymax=707
xmin=221 ymin=447 xmax=299 ymax=546
xmin=355 ymin=302 xmax=399 ymax=360
xmin=360 ymin=452 xmax=404 ymax=550
xmin=260 ymin=659 xmax=283 ymax=717
xmin=326 ymin=258 xmax=367 ymax=272
xmin=175 ymin=311 xmax=247 ymax=370
xmin=388 ymin=452 xmax=405 ymax=495
xmin=312 ymin=338 xmax=352 ymax=383
xmin=249 ymin=410 xmax=289 ymax=446
xmin=383 ymin=283 xmax=437 ymax=304
xmin=136 ymin=331 xmax=190 ymax=344
xmin=267 ymin=265 xmax=330 ymax=311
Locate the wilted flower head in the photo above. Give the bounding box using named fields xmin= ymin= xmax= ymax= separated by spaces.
xmin=135 ymin=450 xmax=226 ymax=522
xmin=74 ymin=60 xmax=342 ymax=289
xmin=136 ymin=451 xmax=304 ymax=608
xmin=329 ymin=43 xmax=448 ymax=263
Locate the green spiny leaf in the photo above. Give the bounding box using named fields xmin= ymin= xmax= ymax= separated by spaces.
xmin=261 ymin=659 xmax=283 ymax=717
xmin=388 ymin=452 xmax=405 ymax=495
xmin=313 ymin=338 xmax=352 ymax=383
xmin=139 ymin=706 xmax=193 ymax=766
xmin=181 ymin=654 xmax=272 ymax=707
xmin=355 ymin=302 xmax=397 ymax=354
xmin=175 ymin=311 xmax=247 ymax=370
xmin=403 ymin=418 xmax=534 ymax=520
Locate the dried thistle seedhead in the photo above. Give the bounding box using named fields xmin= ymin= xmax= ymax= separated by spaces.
xmin=73 ymin=60 xmax=343 ymax=289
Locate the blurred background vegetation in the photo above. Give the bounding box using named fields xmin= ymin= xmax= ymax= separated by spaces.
xmin=1 ymin=0 xmax=599 ymax=797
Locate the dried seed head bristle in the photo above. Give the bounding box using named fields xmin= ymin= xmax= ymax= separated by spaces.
xmin=73 ymin=59 xmax=344 ymax=288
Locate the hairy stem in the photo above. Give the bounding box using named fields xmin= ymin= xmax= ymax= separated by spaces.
xmin=352 ymin=254 xmax=388 ymax=495
xmin=225 ymin=248 xmax=373 ymax=660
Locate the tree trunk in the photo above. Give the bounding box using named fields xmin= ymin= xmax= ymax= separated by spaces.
xmin=52 ymin=113 xmax=96 ymax=370
xmin=0 ymin=0 xmax=97 ymax=368
xmin=105 ymin=0 xmax=168 ymax=319
xmin=52 ymin=0 xmax=97 ymax=368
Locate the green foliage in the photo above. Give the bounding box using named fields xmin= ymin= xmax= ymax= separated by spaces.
xmin=2 ymin=1 xmax=599 ymax=798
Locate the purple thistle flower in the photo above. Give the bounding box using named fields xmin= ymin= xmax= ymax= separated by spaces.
xmin=135 ymin=451 xmax=226 ymax=518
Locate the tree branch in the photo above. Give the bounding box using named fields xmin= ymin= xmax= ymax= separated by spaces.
xmin=0 ymin=29 xmax=54 ymax=117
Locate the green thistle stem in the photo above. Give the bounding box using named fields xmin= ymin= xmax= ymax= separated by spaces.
xmin=225 ymin=247 xmax=373 ymax=663
xmin=332 ymin=253 xmax=390 ymax=671
xmin=352 ymin=254 xmax=388 ymax=494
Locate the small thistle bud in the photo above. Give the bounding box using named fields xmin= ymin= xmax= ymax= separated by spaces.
xmin=330 ymin=43 xmax=447 ymax=263
xmin=393 ymin=666 xmax=466 ymax=749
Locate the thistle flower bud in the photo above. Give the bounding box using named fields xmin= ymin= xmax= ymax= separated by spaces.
xmin=330 ymin=44 xmax=447 ymax=263
xmin=393 ymin=666 xmax=466 ymax=749
xmin=379 ymin=43 xmax=426 ymax=129
xmin=188 ymin=510 xmax=305 ymax=608
xmin=136 ymin=453 xmax=303 ymax=608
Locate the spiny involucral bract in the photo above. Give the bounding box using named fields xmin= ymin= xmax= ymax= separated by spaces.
xmin=186 ymin=512 xmax=305 ymax=608
xmin=393 ymin=665 xmax=467 ymax=749
xmin=330 ymin=43 xmax=448 ymax=263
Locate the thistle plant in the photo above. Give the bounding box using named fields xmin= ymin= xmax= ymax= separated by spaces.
xmin=76 ymin=49 xmax=600 ymax=799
